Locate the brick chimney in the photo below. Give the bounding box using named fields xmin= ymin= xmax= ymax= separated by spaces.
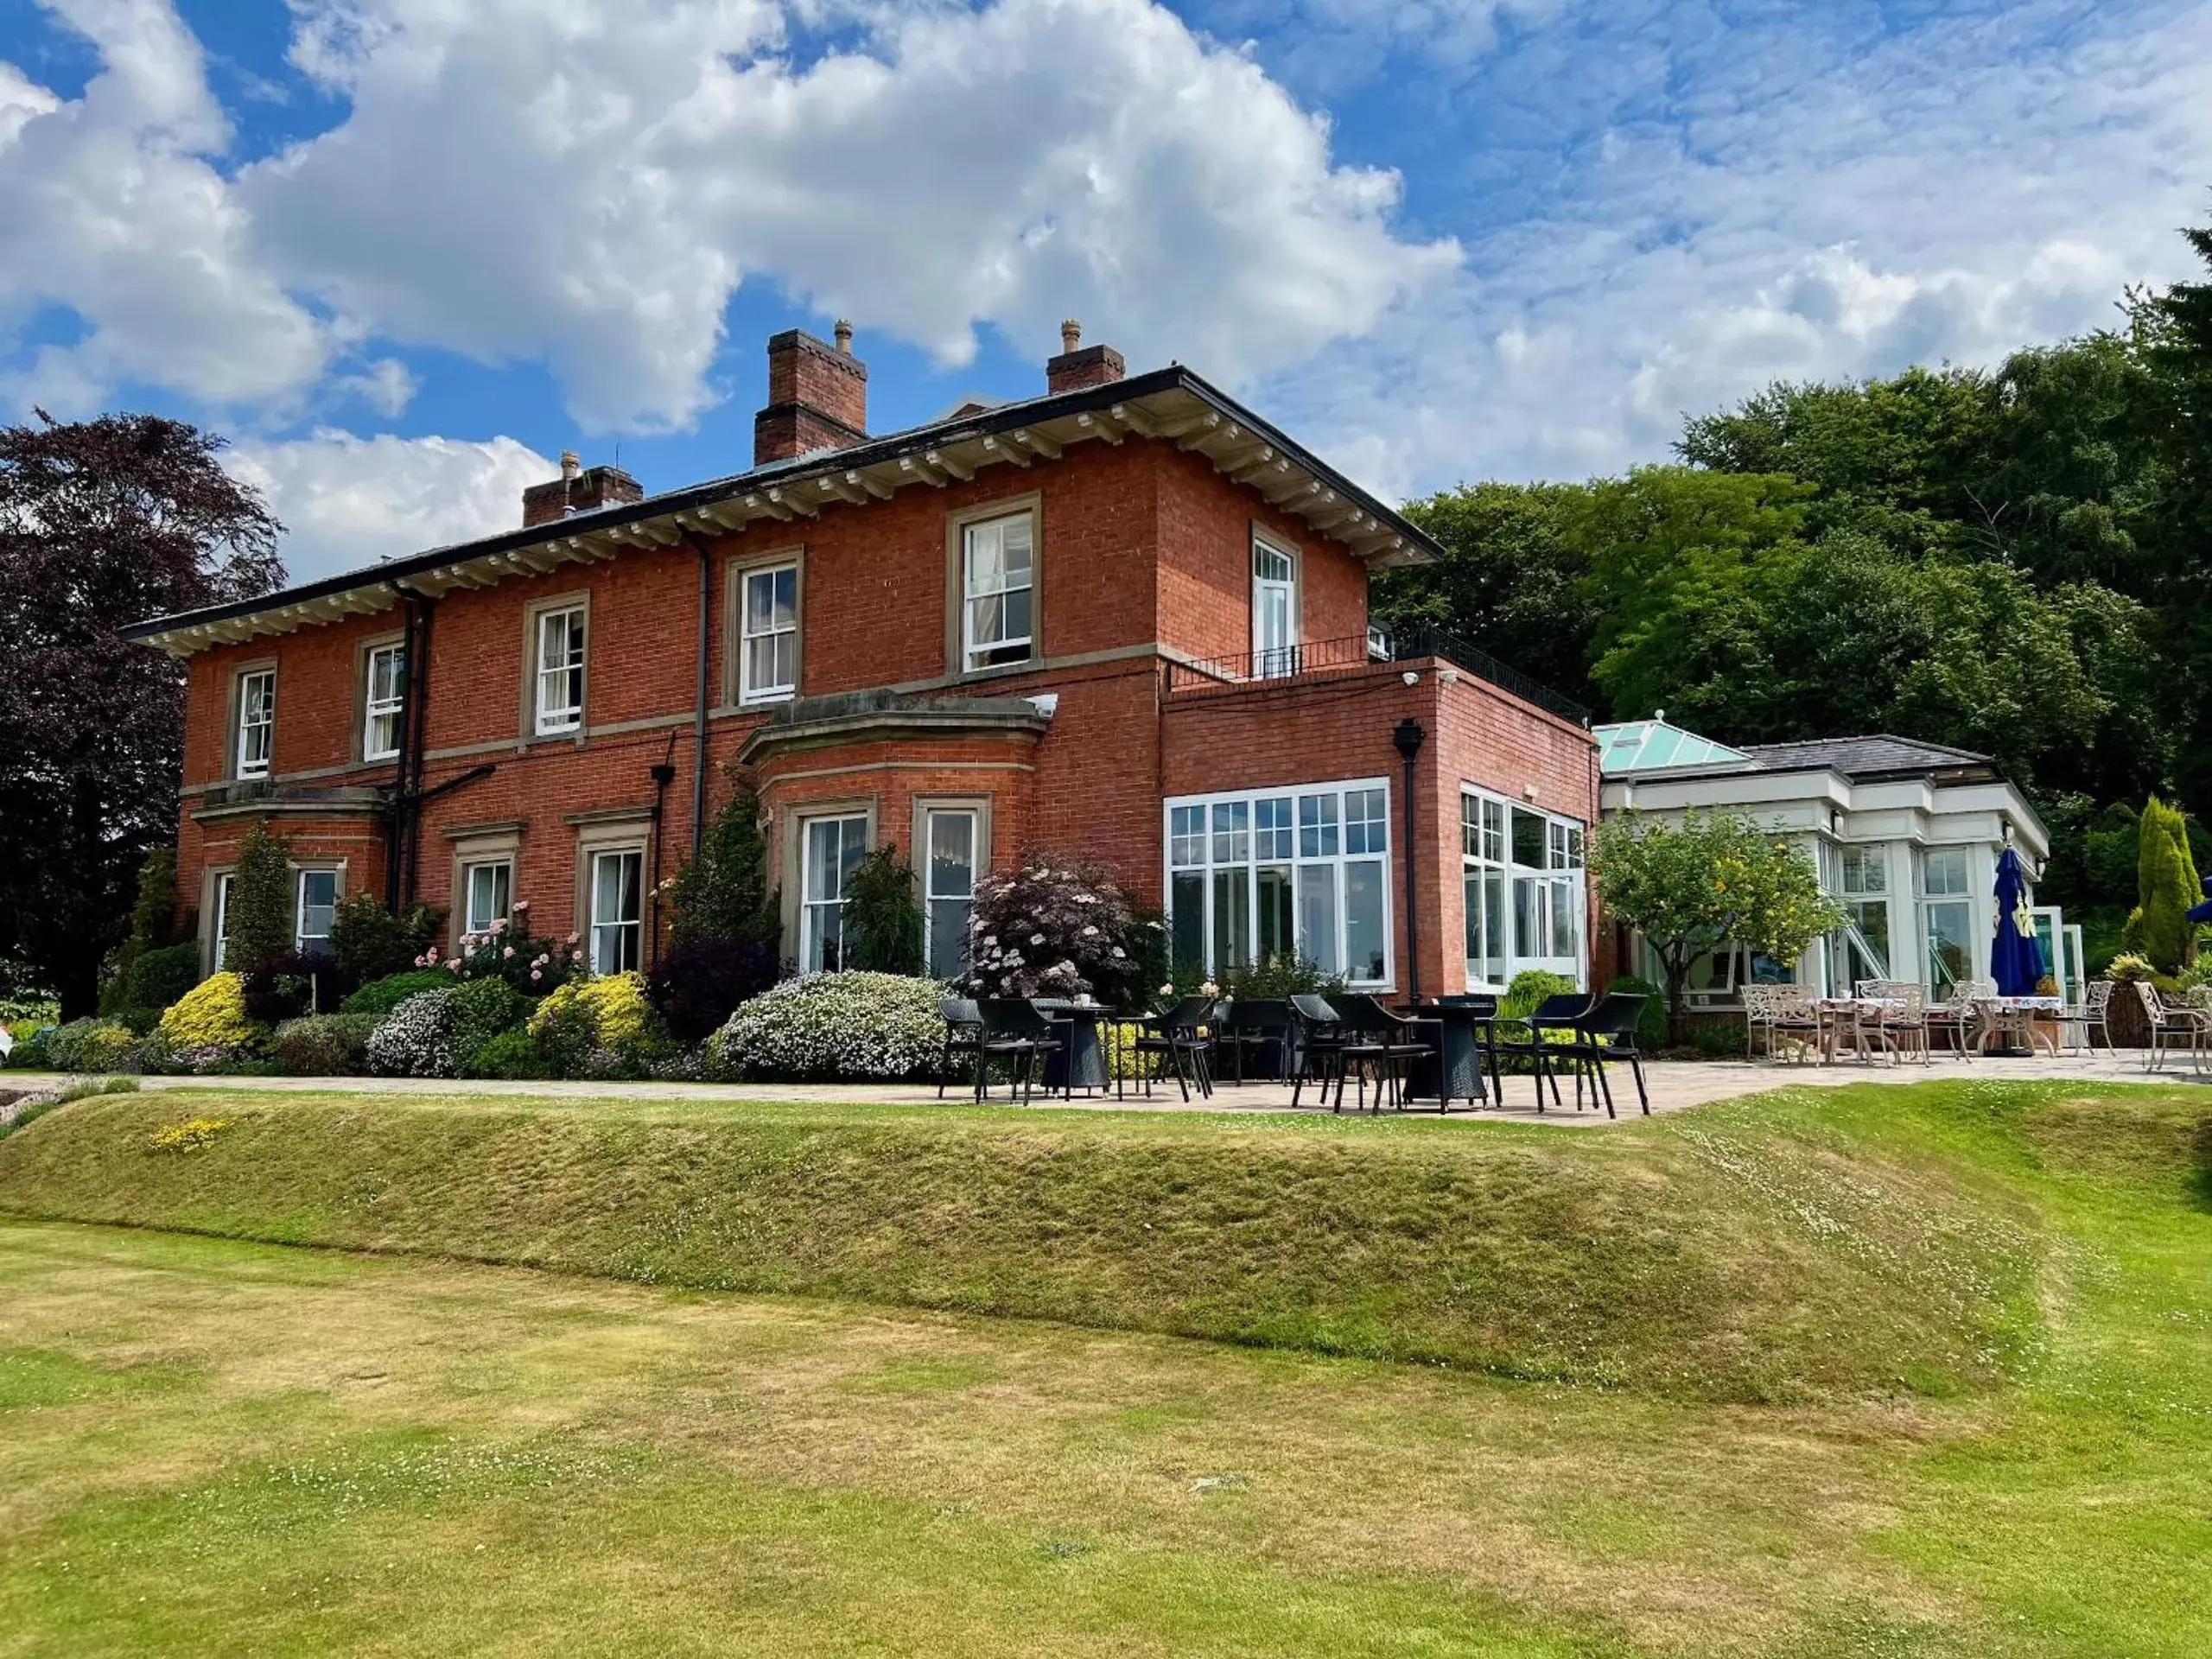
xmin=1046 ymin=319 xmax=1124 ymax=394
xmin=753 ymin=323 xmax=868 ymax=466
xmin=522 ymin=451 xmax=645 ymax=527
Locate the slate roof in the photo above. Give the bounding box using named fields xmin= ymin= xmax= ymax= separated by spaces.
xmin=1597 ymin=723 xmax=2003 ymax=785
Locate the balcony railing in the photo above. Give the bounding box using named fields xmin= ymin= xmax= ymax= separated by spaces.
xmin=1164 ymin=625 xmax=1590 ymax=725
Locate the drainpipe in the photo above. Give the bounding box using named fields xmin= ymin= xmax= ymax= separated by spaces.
xmin=385 ymin=587 xmax=435 ymax=910
xmin=688 ymin=534 xmax=713 ymax=854
xmin=1393 ymin=716 xmax=1427 ymax=1001
xmin=649 ymin=732 xmax=677 ymax=968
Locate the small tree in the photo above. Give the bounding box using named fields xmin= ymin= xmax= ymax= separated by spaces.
xmin=328 ymin=893 xmax=445 ymax=986
xmin=967 ymin=856 xmax=1140 ymax=1001
xmin=224 ymin=823 xmax=296 ymax=982
xmin=1592 ymin=810 xmax=1844 ymax=1042
xmin=666 ymin=781 xmax=777 ymax=948
xmin=2122 ymin=796 xmax=2201 ymax=974
xmin=841 ymin=846 xmax=925 ymax=976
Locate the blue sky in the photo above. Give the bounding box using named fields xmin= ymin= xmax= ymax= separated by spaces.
xmin=2 ymin=0 xmax=2207 ymax=582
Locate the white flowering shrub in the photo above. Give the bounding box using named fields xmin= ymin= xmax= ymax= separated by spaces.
xmin=708 ymin=972 xmax=944 ymax=1082
xmin=966 ymin=858 xmax=1139 ymax=999
xmin=366 ymin=988 xmax=461 ymax=1078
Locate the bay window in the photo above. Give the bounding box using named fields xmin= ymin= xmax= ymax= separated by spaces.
xmin=1166 ymin=779 xmax=1390 ymax=985
xmin=800 ymin=814 xmax=869 ymax=972
xmin=923 ymin=807 xmax=979 ymax=976
xmin=295 ymin=869 xmax=339 ymax=956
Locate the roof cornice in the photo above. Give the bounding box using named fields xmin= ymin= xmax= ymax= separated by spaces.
xmin=124 ymin=366 xmax=1443 ymax=657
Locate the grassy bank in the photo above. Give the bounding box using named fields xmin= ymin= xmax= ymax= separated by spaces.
xmin=0 ymin=1081 xmax=2085 ymax=1402
xmin=2 ymin=1077 xmax=2209 ymax=1654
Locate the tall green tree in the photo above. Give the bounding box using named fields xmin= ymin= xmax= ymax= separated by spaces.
xmin=2123 ymin=797 xmax=2202 ymax=975
xmin=666 ymin=781 xmax=777 ymax=948
xmin=224 ymin=823 xmax=297 ymax=982
xmin=0 ymin=412 xmax=282 ymax=1015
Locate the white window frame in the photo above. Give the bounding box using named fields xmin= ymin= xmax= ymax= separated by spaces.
xmin=739 ymin=562 xmax=799 ymax=704
xmin=236 ymin=669 xmax=275 ymax=779
xmin=535 ymin=606 xmax=587 ymax=735
xmin=1251 ymin=533 xmax=1299 ymax=679
xmin=588 ymin=849 xmax=643 ymax=974
xmin=1460 ymin=785 xmax=1586 ymax=991
xmin=211 ymin=872 xmax=233 ymax=972
xmin=922 ymin=806 xmax=981 ymax=977
xmin=1164 ymin=778 xmax=1394 ymax=988
xmin=961 ymin=511 xmax=1035 ymax=671
xmin=294 ymin=868 xmax=340 ymax=957
xmin=799 ymin=813 xmax=870 ymax=973
xmin=363 ymin=642 xmax=405 ymax=762
xmin=462 ymin=859 xmax=512 ymax=937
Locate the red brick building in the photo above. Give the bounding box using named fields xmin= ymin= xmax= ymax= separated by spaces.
xmin=126 ymin=325 xmax=1599 ymax=998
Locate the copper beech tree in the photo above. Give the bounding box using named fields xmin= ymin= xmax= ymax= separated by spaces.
xmin=0 ymin=412 xmax=283 ymax=1016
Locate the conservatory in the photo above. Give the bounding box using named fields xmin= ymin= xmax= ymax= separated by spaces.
xmin=1593 ymin=721 xmax=2082 ymax=1006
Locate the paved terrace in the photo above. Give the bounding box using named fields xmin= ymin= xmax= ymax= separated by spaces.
xmin=3 ymin=1049 xmax=2195 ymax=1127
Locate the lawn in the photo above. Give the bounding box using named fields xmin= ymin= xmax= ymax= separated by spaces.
xmin=0 ymin=1078 xmax=2208 ymax=1655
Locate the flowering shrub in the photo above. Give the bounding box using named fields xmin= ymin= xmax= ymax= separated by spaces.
xmin=965 ymin=858 xmax=1139 ymax=1000
xmin=529 ymin=972 xmax=657 ymax=1075
xmin=47 ymin=1018 xmax=142 ymax=1073
xmin=270 ymin=1014 xmax=378 ymax=1077
xmin=149 ymin=1116 xmax=232 ymax=1153
xmin=341 ymin=969 xmax=454 ymax=1019
xmin=708 ymin=972 xmax=944 ymax=1082
xmin=158 ymin=973 xmax=256 ymax=1068
xmin=423 ymin=902 xmax=583 ymax=995
xmin=366 ymin=989 xmax=461 ymax=1078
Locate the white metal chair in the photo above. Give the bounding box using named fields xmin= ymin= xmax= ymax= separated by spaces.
xmin=2056 ymin=979 xmax=2113 ymax=1054
xmin=2135 ymin=982 xmax=2211 ymax=1073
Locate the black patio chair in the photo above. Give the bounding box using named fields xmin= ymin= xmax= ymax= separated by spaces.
xmin=936 ymin=995 xmax=983 ymax=1100
xmin=1330 ymin=993 xmax=1437 ymax=1113
xmin=1217 ymin=998 xmax=1294 ymax=1083
xmin=1122 ymin=995 xmax=1217 ymax=1102
xmin=1287 ymin=995 xmax=1351 ymax=1109
xmin=1485 ymin=992 xmax=1593 ymax=1113
xmin=1548 ymin=992 xmax=1651 ymax=1118
xmin=975 ymin=998 xmax=1065 ymax=1103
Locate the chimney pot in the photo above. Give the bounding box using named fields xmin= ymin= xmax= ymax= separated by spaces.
xmin=834 ymin=319 xmax=854 ymax=354
xmin=1061 ymin=319 xmax=1082 ymax=353
xmin=560 ymin=449 xmax=581 ymax=483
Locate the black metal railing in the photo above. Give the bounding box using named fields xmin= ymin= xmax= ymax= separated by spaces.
xmin=1164 ymin=626 xmax=1589 ymax=724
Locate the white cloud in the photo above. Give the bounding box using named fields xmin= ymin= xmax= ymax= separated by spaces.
xmin=0 ymin=0 xmax=332 ymax=414
xmin=226 ymin=429 xmax=554 ymax=582
xmin=235 ymin=0 xmax=1457 ymax=430
xmin=1257 ymin=0 xmax=2212 ymax=498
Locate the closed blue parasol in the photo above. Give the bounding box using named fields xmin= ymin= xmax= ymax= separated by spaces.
xmin=1990 ymin=845 xmax=2047 ymax=995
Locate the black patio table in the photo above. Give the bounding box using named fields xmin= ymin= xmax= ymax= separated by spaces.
xmin=1031 ymin=999 xmax=1116 ymax=1095
xmin=1391 ymin=1000 xmax=1498 ymax=1112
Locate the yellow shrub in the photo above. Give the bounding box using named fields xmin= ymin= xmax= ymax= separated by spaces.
xmin=529 ymin=971 xmax=651 ymax=1052
xmin=158 ymin=972 xmax=254 ymax=1055
xmin=149 ymin=1116 xmax=232 ymax=1153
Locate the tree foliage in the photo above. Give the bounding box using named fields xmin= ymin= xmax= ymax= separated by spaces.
xmin=665 ymin=780 xmax=777 ymax=948
xmin=2123 ymin=797 xmax=2202 ymax=975
xmin=1591 ymin=812 xmax=1843 ymax=1036
xmin=224 ymin=823 xmax=296 ymax=982
xmin=840 ymin=846 xmax=925 ymax=977
xmin=0 ymin=411 xmax=281 ymax=1014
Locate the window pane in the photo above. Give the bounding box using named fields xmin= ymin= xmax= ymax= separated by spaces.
xmin=1255 ymin=865 xmax=1294 ymax=962
xmin=1511 ymin=808 xmax=1546 ymax=868
xmin=1211 ymin=868 xmax=1249 ymax=972
xmin=1551 ymin=877 xmax=1578 ymax=958
xmin=1170 ymin=806 xmax=1206 ymax=868
xmin=927 ymin=811 xmax=976 ymax=899
xmin=1463 ymin=870 xmax=1485 ymax=980
xmin=1514 ymin=875 xmax=1542 ymax=958
xmin=1925 ymin=899 xmax=1973 ymax=994
xmin=1344 ymin=861 xmax=1386 ymax=982
xmin=1298 ymin=793 xmax=1338 ymax=858
xmin=804 ymin=819 xmax=844 ymax=902
xmin=928 ymin=899 xmax=970 ymax=979
xmin=1255 ymin=798 xmax=1293 ymax=860
xmin=1211 ymin=802 xmax=1249 ymax=865
xmin=1924 ymin=849 xmax=1968 ymax=896
xmin=1344 ymin=788 xmax=1386 ymax=856
xmin=1253 ymin=541 xmax=1293 ymax=582
xmin=296 ymin=870 xmax=337 ymax=950
xmin=1484 ymin=870 xmax=1506 ymax=968
xmin=1296 ymin=864 xmax=1338 ymax=975
xmin=1483 ymin=799 xmax=1505 ymax=862
xmin=1170 ymin=872 xmax=1206 ymax=973
xmin=466 ymin=862 xmax=511 ymax=934
xmin=213 ymin=874 xmax=232 ymax=971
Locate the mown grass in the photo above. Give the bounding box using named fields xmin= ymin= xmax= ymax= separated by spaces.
xmin=0 ymin=1083 xmax=2059 ymax=1402
xmin=0 ymin=1077 xmax=2209 ymax=1654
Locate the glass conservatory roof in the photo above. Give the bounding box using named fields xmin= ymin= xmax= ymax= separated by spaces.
xmin=1592 ymin=718 xmax=1749 ymax=775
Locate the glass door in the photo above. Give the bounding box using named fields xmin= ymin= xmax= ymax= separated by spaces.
xmin=1252 ymin=540 xmax=1296 ymax=678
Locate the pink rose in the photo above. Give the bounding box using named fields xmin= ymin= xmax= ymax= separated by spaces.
xmin=531 ymin=969 xmax=543 ymax=982
xmin=502 ymin=946 xmax=516 ymax=959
